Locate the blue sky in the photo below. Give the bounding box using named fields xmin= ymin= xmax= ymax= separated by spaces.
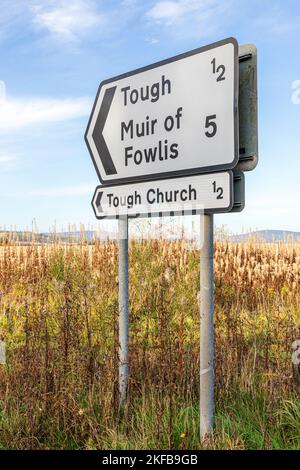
xmin=0 ymin=0 xmax=299 ymax=234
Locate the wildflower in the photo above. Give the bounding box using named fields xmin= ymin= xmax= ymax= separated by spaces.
xmin=164 ymin=267 xmax=174 ymax=283
xmin=180 ymin=296 xmax=188 ymax=307
xmin=78 ymin=408 xmax=85 ymax=416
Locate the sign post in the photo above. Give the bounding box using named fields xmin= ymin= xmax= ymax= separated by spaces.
xmin=118 ymin=215 xmax=129 ymax=410
xmin=200 ymin=213 xmax=214 ymax=440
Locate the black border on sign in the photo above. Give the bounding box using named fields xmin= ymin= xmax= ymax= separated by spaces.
xmin=91 ymin=171 xmax=233 ymax=219
xmin=85 ymin=37 xmax=239 ymax=186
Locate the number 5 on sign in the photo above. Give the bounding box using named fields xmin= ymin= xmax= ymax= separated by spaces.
xmin=205 ymin=115 xmax=217 ymax=138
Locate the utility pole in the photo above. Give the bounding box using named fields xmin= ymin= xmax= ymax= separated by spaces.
xmin=200 ymin=213 xmax=214 ymax=441
xmin=118 ymin=215 xmax=129 ymax=410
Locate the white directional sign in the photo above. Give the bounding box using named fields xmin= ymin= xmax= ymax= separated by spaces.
xmin=92 ymin=172 xmax=233 ymax=219
xmin=86 ymin=38 xmax=238 ymax=185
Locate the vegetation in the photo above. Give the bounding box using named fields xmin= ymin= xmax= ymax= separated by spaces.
xmin=0 ymin=230 xmax=299 ymax=449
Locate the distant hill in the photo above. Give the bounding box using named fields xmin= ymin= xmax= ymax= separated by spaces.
xmin=235 ymin=230 xmax=300 ymax=242
xmin=1 ymin=229 xmax=299 ymax=244
xmin=0 ymin=230 xmax=113 ymax=243
xmin=50 ymin=230 xmax=113 ymax=242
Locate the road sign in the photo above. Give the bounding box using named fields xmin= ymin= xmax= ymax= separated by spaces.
xmin=85 ymin=38 xmax=239 ymax=185
xmin=237 ymin=44 xmax=258 ymax=172
xmin=92 ymin=172 xmax=233 ymax=219
xmin=87 ymin=37 xmax=258 ymax=442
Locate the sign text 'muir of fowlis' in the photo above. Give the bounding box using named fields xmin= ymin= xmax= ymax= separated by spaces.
xmin=85 ymin=38 xmax=239 ymax=185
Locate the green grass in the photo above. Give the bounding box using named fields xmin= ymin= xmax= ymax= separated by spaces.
xmin=0 ymin=389 xmax=299 ymax=450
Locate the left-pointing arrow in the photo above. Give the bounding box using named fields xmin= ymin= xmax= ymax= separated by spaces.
xmin=95 ymin=191 xmax=103 ymax=213
xmin=92 ymin=86 xmax=117 ymax=176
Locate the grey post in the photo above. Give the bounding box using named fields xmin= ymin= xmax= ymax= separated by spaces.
xmin=200 ymin=213 xmax=214 ymax=441
xmin=118 ymin=215 xmax=129 ymax=410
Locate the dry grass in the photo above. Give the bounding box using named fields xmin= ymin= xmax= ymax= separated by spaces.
xmin=0 ymin=230 xmax=299 ymax=449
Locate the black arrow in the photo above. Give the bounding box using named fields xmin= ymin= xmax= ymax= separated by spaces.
xmin=92 ymin=86 xmax=117 ymax=175
xmin=95 ymin=191 xmax=103 ymax=213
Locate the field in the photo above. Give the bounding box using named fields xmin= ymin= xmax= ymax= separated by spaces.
xmin=0 ymin=231 xmax=299 ymax=450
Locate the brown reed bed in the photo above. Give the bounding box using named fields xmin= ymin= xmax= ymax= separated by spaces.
xmin=0 ymin=231 xmax=299 ymax=449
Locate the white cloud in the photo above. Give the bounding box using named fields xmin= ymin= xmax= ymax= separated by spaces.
xmin=147 ymin=0 xmax=197 ymax=24
xmin=292 ymin=80 xmax=300 ymax=105
xmin=29 ymin=184 xmax=94 ymax=197
xmin=0 ymin=1 xmax=138 ymax=46
xmin=0 ymin=154 xmax=18 ymax=171
xmin=147 ymin=37 xmax=159 ymax=44
xmin=0 ymin=155 xmax=17 ymax=163
xmin=31 ymin=0 xmax=103 ymax=42
xmin=147 ymin=0 xmax=222 ymax=24
xmin=146 ymin=0 xmax=231 ymax=38
xmin=0 ymin=81 xmax=6 ymax=102
xmin=0 ymin=82 xmax=92 ymax=132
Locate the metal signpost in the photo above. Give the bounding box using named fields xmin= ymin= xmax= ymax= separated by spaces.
xmin=118 ymin=215 xmax=129 ymax=409
xmin=200 ymin=212 xmax=214 ymax=439
xmin=85 ymin=37 xmax=258 ymax=440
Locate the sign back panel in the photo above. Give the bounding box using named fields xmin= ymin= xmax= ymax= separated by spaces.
xmin=231 ymin=171 xmax=245 ymax=212
xmin=237 ymin=44 xmax=258 ymax=172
